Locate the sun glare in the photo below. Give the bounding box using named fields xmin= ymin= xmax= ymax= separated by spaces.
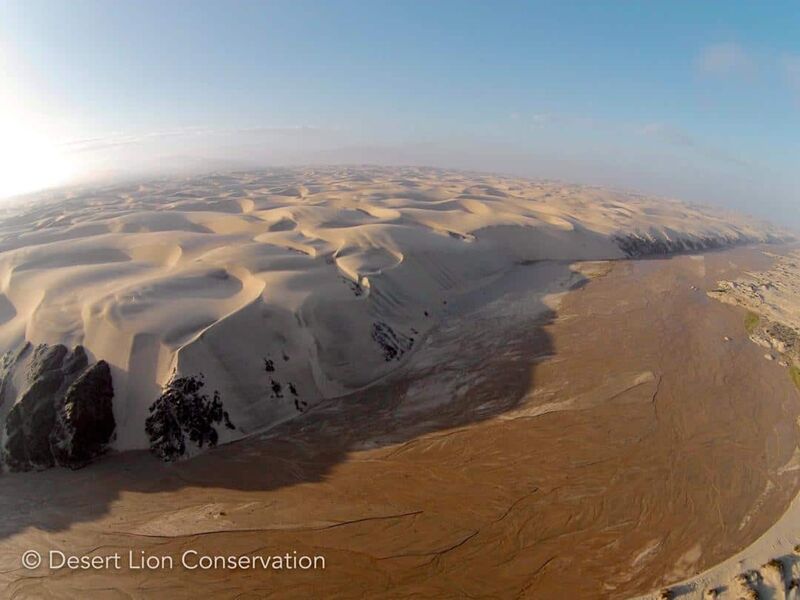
xmin=0 ymin=47 xmax=76 ymax=200
xmin=0 ymin=114 xmax=75 ymax=199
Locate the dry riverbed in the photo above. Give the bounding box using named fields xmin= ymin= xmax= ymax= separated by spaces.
xmin=0 ymin=246 xmax=798 ymax=599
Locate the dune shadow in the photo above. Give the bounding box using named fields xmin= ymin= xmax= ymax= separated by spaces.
xmin=0 ymin=261 xmax=566 ymax=544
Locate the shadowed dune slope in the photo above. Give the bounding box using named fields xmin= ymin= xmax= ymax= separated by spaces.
xmin=0 ymin=167 xmax=790 ymax=462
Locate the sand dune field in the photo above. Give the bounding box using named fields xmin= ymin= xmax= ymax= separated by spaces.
xmin=0 ymin=166 xmax=787 ymax=463
xmin=0 ymin=167 xmax=797 ymax=599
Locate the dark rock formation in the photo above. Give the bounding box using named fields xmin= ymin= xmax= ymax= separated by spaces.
xmin=2 ymin=343 xmax=114 ymax=472
xmin=4 ymin=344 xmax=87 ymax=470
xmin=371 ymin=321 xmax=413 ymax=361
xmin=612 ymin=233 xmax=759 ymax=258
xmin=341 ymin=277 xmax=364 ymax=296
xmin=5 ymin=369 xmax=65 ymax=470
xmin=50 ymin=360 xmax=116 ymax=469
xmin=287 ymin=382 xmax=307 ymax=412
xmin=0 ymin=342 xmax=31 ymax=408
xmin=145 ymin=374 xmax=234 ymax=462
xmin=269 ymin=378 xmax=283 ymax=398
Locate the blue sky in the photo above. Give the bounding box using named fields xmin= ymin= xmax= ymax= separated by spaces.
xmin=0 ymin=1 xmax=798 ymax=224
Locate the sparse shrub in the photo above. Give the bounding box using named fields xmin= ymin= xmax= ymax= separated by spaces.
xmin=734 ymin=570 xmax=762 ymax=600
xmin=745 ymin=311 xmax=760 ymax=334
xmin=736 ymin=570 xmax=760 ymax=586
xmin=790 ymin=366 xmax=800 ymax=392
xmin=765 ymin=557 xmax=785 ymax=580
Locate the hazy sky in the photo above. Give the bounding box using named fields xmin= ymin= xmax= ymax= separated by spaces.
xmin=0 ymin=1 xmax=798 ymax=224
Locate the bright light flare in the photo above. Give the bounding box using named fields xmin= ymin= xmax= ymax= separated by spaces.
xmin=0 ymin=51 xmax=76 ymax=199
xmin=0 ymin=112 xmax=76 ymax=198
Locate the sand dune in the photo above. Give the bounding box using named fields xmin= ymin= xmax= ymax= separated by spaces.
xmin=2 ymin=246 xmax=798 ymax=599
xmin=0 ymin=166 xmax=790 ymax=467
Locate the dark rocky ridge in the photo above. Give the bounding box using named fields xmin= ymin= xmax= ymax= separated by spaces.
xmin=612 ymin=232 xmax=790 ymax=258
xmin=371 ymin=321 xmax=414 ymax=362
xmin=0 ymin=342 xmax=32 ymax=409
xmin=1 ymin=343 xmax=116 ymax=471
xmin=145 ymin=374 xmax=234 ymax=462
xmin=50 ymin=361 xmax=116 ymax=469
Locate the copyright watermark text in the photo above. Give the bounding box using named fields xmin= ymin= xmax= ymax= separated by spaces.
xmin=21 ymin=549 xmax=326 ymax=571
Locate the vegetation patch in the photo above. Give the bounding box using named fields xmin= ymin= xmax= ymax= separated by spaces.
xmin=790 ymin=365 xmax=800 ymax=392
xmin=744 ymin=311 xmax=760 ymax=334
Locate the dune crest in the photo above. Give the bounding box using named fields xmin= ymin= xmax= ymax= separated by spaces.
xmin=0 ymin=167 xmax=790 ymax=466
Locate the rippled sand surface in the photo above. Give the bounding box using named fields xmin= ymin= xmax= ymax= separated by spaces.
xmin=1 ymin=245 xmax=798 ymax=599
xmin=0 ymin=167 xmax=785 ymax=456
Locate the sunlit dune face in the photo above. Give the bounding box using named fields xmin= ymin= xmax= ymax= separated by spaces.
xmin=0 ymin=114 xmax=75 ymax=198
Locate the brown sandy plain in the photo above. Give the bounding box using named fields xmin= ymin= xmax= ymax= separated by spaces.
xmin=0 ymin=246 xmax=798 ymax=599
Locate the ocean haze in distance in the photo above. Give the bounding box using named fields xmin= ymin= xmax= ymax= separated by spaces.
xmin=0 ymin=1 xmax=797 ymax=228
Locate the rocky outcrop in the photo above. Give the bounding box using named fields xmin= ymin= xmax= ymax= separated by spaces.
xmin=2 ymin=344 xmax=116 ymax=472
xmin=747 ymin=320 xmax=800 ymax=361
xmin=0 ymin=342 xmax=31 ymax=409
xmin=708 ymin=251 xmax=800 ymax=365
xmin=50 ymin=361 xmax=116 ymax=469
xmin=371 ymin=321 xmax=414 ymax=362
xmin=612 ymin=232 xmax=762 ymax=258
xmin=3 ymin=344 xmax=87 ymax=471
xmin=145 ymin=374 xmax=234 ymax=462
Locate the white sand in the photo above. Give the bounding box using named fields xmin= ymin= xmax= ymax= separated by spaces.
xmin=0 ymin=166 xmax=788 ymax=454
